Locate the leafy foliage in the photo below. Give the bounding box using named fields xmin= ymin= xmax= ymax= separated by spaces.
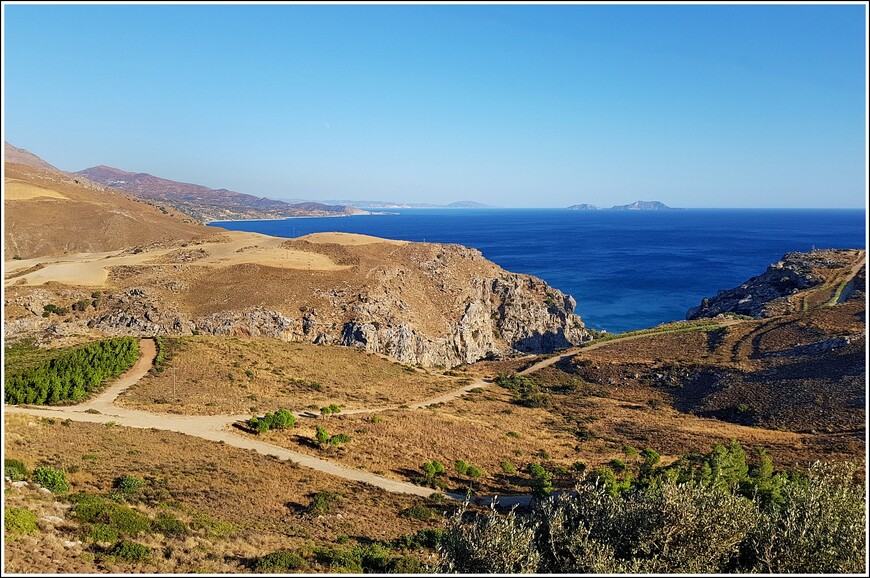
xmin=113 ymin=475 xmax=144 ymax=495
xmin=5 ymin=337 xmax=140 ymax=404
xmin=248 ymin=408 xmax=296 ymax=434
xmin=254 ymin=549 xmax=307 ymax=572
xmin=110 ymin=540 xmax=152 ymax=563
xmin=33 ymin=466 xmax=69 ymax=493
xmin=438 ymin=445 xmax=865 ymax=574
xmin=4 ymin=458 xmax=29 ymax=481
xmin=5 ymin=507 xmax=39 ymax=535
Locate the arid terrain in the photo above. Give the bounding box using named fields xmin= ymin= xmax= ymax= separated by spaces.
xmin=3 ymin=147 xmax=866 ymax=573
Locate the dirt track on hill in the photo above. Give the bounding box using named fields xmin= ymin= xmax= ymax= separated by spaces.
xmin=2 ymin=321 xmax=739 ymax=508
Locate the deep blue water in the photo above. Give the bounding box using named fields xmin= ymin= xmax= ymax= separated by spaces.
xmin=210 ymin=209 xmax=866 ymax=333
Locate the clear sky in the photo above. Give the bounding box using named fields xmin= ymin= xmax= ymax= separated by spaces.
xmin=2 ymin=2 xmax=867 ymax=208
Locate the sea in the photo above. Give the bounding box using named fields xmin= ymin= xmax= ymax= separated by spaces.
xmin=209 ymin=209 xmax=867 ymax=334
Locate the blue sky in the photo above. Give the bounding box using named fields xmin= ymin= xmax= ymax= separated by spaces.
xmin=2 ymin=3 xmax=867 ymax=208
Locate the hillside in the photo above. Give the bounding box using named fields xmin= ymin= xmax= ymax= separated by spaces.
xmin=76 ymin=165 xmax=367 ymax=222
xmin=4 ymin=142 xmax=61 ymax=172
xmin=3 ymin=161 xmax=209 ymax=259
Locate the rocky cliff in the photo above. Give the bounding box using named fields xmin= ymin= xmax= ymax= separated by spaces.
xmin=4 ymin=236 xmax=590 ymax=367
xmin=687 ymin=249 xmax=864 ymax=319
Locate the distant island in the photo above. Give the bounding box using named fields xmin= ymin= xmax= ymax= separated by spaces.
xmin=567 ymin=200 xmax=674 ymax=211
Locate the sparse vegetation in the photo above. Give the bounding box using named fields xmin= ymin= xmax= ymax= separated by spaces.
xmin=4 ymin=458 xmax=29 ymax=481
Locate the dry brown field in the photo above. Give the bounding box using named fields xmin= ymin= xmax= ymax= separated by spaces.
xmin=4 ymin=414 xmax=450 ymax=573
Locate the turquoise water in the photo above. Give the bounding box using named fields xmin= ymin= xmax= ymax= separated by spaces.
xmin=210 ymin=209 xmax=866 ymax=333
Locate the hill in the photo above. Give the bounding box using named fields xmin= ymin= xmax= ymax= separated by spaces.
xmin=3 ymin=161 xmax=209 ymax=259
xmin=4 ymin=142 xmax=61 ymax=172
xmin=76 ymin=165 xmax=367 ymax=222
xmin=566 ymin=203 xmax=600 ymax=211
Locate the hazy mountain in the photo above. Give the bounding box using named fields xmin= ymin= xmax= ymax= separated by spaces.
xmin=76 ymin=166 xmax=366 ymax=222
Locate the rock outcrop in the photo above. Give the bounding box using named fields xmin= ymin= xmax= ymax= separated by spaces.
xmin=5 ymin=240 xmax=590 ymax=368
xmin=687 ymin=249 xmax=862 ymax=320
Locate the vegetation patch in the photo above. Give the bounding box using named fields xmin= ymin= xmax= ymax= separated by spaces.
xmin=5 ymin=337 xmax=140 ymax=404
xmin=33 ymin=466 xmax=69 ymax=493
xmin=4 ymin=507 xmax=39 ymax=535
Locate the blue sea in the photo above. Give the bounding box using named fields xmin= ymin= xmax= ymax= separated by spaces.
xmin=210 ymin=209 xmax=867 ymax=333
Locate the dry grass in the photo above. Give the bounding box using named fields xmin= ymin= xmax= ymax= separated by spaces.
xmin=118 ymin=335 xmax=466 ymax=415
xmin=3 ymin=414 xmax=448 ymax=573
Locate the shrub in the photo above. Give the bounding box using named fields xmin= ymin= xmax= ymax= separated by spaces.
xmin=33 ymin=466 xmax=69 ymax=493
xmin=255 ymin=549 xmax=307 ymax=572
xmin=315 ymin=425 xmax=330 ymax=446
xmin=307 ymin=491 xmax=341 ymax=515
xmin=329 ymin=433 xmax=351 ymax=445
xmin=744 ymin=462 xmax=865 ymax=573
xmin=108 ymin=506 xmax=152 ymax=536
xmin=527 ymin=463 xmax=553 ymax=498
xmin=438 ymin=504 xmax=540 ymax=573
xmin=110 ymin=540 xmax=152 ymax=563
xmin=500 ymin=461 xmax=516 ymax=475
xmin=455 ymin=460 xmax=470 ymax=475
xmin=419 ymin=460 xmax=447 ymax=488
xmin=83 ymin=523 xmax=119 ymax=544
xmin=402 ymin=505 xmax=436 ymax=521
xmin=5 ymin=507 xmax=39 ymax=535
xmin=4 ymin=458 xmax=28 ymax=481
xmin=113 ymin=475 xmax=144 ymax=495
xmin=154 ymin=512 xmax=187 ymax=537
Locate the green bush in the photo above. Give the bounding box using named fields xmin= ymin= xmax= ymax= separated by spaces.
xmin=401 ymin=505 xmax=436 ymax=521
xmin=83 ymin=523 xmax=119 ymax=544
xmin=527 ymin=463 xmax=553 ymax=498
xmin=5 ymin=507 xmax=39 ymax=535
xmin=455 ymin=460 xmax=470 ymax=475
xmin=315 ymin=425 xmax=330 ymax=446
xmin=4 ymin=458 xmax=28 ymax=481
xmin=154 ymin=512 xmax=187 ymax=537
xmin=328 ymin=432 xmax=351 ymax=445
xmin=500 ymin=461 xmax=516 ymax=475
xmin=111 ymin=540 xmax=152 ymax=563
xmin=249 ymin=408 xmax=296 ymax=434
xmin=437 ymin=452 xmax=866 ymax=574
xmin=307 ymin=491 xmax=341 ymax=515
xmin=108 ymin=506 xmax=152 ymax=536
xmin=254 ymin=549 xmax=307 ymax=572
xmin=113 ymin=475 xmax=144 ymax=495
xmin=33 ymin=466 xmax=69 ymax=493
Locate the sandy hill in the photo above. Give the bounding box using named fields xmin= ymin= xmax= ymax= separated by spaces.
xmin=4 ymin=161 xmax=211 ymax=259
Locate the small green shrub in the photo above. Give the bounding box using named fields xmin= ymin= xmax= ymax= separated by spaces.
xmin=154 ymin=512 xmax=187 ymax=537
xmin=328 ymin=433 xmax=351 ymax=445
xmin=108 ymin=506 xmax=152 ymax=536
xmin=4 ymin=458 xmax=28 ymax=481
xmin=455 ymin=460 xmax=470 ymax=475
xmin=500 ymin=461 xmax=516 ymax=475
xmin=83 ymin=523 xmax=119 ymax=544
xmin=254 ymin=549 xmax=307 ymax=572
xmin=401 ymin=505 xmax=436 ymax=521
xmin=33 ymin=466 xmax=69 ymax=493
xmin=315 ymin=425 xmax=330 ymax=446
xmin=4 ymin=507 xmax=39 ymax=535
xmin=113 ymin=475 xmax=144 ymax=495
xmin=111 ymin=540 xmax=152 ymax=563
xmin=307 ymin=491 xmax=341 ymax=515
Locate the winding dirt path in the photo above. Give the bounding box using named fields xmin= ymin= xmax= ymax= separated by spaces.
xmin=3 ymin=320 xmax=738 ymax=508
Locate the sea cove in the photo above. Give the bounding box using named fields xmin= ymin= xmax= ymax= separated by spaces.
xmin=211 ymin=208 xmax=866 ymax=333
